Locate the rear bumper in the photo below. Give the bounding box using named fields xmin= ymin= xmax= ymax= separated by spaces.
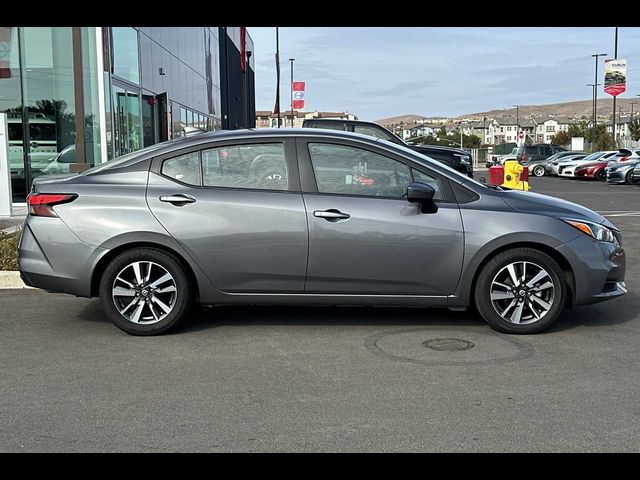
xmin=17 ymin=219 xmax=104 ymax=297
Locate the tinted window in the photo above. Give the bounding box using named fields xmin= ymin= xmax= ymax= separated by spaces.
xmin=412 ymin=169 xmax=443 ymax=200
xmin=306 ymin=121 xmax=347 ymax=131
xmin=525 ymin=146 xmax=537 ymax=155
xmin=354 ymin=125 xmax=398 ymax=142
xmin=161 ymin=151 xmax=201 ymax=186
xmin=543 ymin=146 xmax=553 ymax=156
xmin=201 ymin=143 xmax=288 ymax=190
xmin=308 ymin=143 xmax=410 ymax=198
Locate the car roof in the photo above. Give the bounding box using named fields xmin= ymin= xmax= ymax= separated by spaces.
xmin=86 ymin=128 xmax=470 ymax=184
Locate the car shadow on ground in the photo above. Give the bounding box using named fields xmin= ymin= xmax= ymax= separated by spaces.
xmin=75 ymin=290 xmax=638 ymax=335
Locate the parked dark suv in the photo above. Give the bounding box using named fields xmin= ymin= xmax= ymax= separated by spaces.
xmin=516 ymin=143 xmax=566 ymax=165
xmin=302 ymin=118 xmax=473 ymax=177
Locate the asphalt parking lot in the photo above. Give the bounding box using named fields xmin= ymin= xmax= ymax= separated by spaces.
xmin=1 ymin=175 xmax=639 ymax=452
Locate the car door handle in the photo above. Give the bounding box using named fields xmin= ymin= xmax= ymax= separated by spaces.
xmin=159 ymin=194 xmax=197 ymax=205
xmin=313 ymin=209 xmax=350 ymax=221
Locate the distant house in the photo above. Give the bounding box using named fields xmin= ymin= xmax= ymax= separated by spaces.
xmin=255 ymin=110 xmax=358 ymax=128
xmin=533 ymin=117 xmax=571 ymax=144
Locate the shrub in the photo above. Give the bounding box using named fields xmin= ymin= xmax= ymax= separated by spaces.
xmin=0 ymin=225 xmax=21 ymax=271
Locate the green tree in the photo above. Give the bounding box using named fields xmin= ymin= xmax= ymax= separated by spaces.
xmin=551 ymin=131 xmax=571 ymax=146
xmin=629 ymin=119 xmax=640 ymax=142
xmin=584 ymin=124 xmax=613 ymax=150
xmin=568 ymin=122 xmax=588 ymax=137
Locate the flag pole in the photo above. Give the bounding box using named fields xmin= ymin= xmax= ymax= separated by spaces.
xmin=275 ymin=27 xmax=281 ymax=128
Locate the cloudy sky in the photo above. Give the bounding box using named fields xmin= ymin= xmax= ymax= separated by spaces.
xmin=248 ymin=27 xmax=640 ymax=121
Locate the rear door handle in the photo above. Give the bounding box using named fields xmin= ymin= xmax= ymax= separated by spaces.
xmin=159 ymin=194 xmax=196 ymax=205
xmin=313 ymin=209 xmax=350 ymax=221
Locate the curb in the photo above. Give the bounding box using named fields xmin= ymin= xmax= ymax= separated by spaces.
xmin=0 ymin=271 xmax=31 ymax=289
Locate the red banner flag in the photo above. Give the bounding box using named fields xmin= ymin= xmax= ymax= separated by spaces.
xmin=292 ymin=81 xmax=305 ymax=110
xmin=0 ymin=27 xmax=12 ymax=79
xmin=240 ymin=26 xmax=247 ymax=72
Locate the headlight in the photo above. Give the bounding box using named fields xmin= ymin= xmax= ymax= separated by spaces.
xmin=563 ymin=219 xmax=619 ymax=244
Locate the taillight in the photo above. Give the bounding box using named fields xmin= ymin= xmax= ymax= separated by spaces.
xmin=520 ymin=154 xmax=526 ymax=162
xmin=619 ymin=156 xmax=629 ymax=162
xmin=27 ymin=193 xmax=77 ymax=217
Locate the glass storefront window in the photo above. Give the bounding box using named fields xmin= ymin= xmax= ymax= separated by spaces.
xmin=21 ymin=27 xmax=76 ymax=191
xmin=81 ymin=27 xmax=102 ymax=168
xmin=112 ymin=27 xmax=140 ymax=84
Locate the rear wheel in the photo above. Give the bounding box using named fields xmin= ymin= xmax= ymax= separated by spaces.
xmin=474 ymin=248 xmax=566 ymax=334
xmin=595 ymin=169 xmax=606 ymax=181
xmin=99 ymin=248 xmax=193 ymax=335
xmin=532 ymin=165 xmax=545 ymax=177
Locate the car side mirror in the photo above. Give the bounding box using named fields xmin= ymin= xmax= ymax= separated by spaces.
xmin=406 ymin=182 xmax=438 ymax=214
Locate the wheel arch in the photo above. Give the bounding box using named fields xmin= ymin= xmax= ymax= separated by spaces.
xmin=90 ymin=238 xmax=204 ymax=300
xmin=465 ymin=241 xmax=576 ymax=310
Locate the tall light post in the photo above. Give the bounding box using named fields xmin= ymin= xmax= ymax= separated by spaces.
xmin=611 ymin=27 xmax=619 ymax=148
xmin=592 ymin=53 xmax=608 ymax=151
xmin=289 ymin=58 xmax=295 ymax=127
xmin=513 ymin=104 xmax=522 ymax=144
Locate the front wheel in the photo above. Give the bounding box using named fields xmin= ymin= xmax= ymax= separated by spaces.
xmin=595 ymin=169 xmax=606 ymax=181
xmin=625 ymin=169 xmax=636 ymax=185
xmin=532 ymin=165 xmax=545 ymax=177
xmin=474 ymin=248 xmax=566 ymax=334
xmin=99 ymin=248 xmax=193 ymax=335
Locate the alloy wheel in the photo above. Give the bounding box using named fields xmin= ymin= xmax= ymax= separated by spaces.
xmin=112 ymin=261 xmax=178 ymax=324
xmin=533 ymin=165 xmax=545 ymax=177
xmin=489 ymin=261 xmax=555 ymax=325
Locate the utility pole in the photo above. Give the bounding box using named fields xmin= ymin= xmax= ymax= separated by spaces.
xmin=289 ymin=58 xmax=295 ymax=128
xmin=612 ymin=27 xmax=619 ymax=148
xmin=592 ymin=53 xmax=608 ymax=152
xmin=275 ymin=27 xmax=281 ymax=128
xmin=513 ymin=104 xmax=522 ymax=144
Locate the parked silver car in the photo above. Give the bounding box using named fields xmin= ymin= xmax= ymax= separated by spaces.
xmin=18 ymin=129 xmax=626 ymax=335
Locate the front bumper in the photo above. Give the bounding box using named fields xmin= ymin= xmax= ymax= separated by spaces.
xmin=606 ymin=168 xmax=633 ymax=183
xmin=556 ymin=234 xmax=626 ymax=306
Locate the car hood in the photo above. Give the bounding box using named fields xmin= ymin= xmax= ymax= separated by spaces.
xmin=498 ymin=189 xmax=608 ymax=225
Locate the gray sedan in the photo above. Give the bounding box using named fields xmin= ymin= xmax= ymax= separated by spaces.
xmin=18 ymin=129 xmax=626 ymax=335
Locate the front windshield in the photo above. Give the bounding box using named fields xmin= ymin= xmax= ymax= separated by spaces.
xmin=580 ymin=151 xmax=605 ymax=162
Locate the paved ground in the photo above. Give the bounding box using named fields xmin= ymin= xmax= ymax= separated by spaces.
xmin=1 ymin=176 xmax=639 ymax=452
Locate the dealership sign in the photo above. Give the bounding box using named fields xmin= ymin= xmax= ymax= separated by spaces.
xmin=292 ymin=82 xmax=305 ymax=110
xmin=604 ymin=58 xmax=627 ymax=97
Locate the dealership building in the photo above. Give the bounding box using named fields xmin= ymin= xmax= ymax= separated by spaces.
xmin=0 ymin=27 xmax=255 ymax=202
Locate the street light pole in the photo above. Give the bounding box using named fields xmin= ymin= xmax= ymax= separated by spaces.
xmin=612 ymin=27 xmax=619 ymax=148
xmin=592 ymin=53 xmax=608 ymax=152
xmin=289 ymin=58 xmax=295 ymax=128
xmin=513 ymin=104 xmax=522 ymax=144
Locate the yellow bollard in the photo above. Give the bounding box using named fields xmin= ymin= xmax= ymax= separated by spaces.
xmin=502 ymin=160 xmax=530 ymax=191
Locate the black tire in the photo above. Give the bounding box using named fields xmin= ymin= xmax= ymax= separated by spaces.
xmin=625 ymin=169 xmax=635 ymax=185
xmin=595 ymin=169 xmax=606 ymax=181
xmin=99 ymin=248 xmax=193 ymax=335
xmin=532 ymin=165 xmax=545 ymax=177
xmin=474 ymin=248 xmax=566 ymax=334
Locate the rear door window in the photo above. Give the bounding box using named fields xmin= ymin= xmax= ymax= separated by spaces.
xmin=201 ymin=143 xmax=289 ymax=191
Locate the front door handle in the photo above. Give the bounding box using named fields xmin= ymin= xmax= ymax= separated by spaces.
xmin=313 ymin=209 xmax=350 ymax=221
xmin=159 ymin=194 xmax=196 ymax=205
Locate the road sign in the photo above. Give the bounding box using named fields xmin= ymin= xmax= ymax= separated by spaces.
xmin=518 ymin=131 xmax=524 ymax=139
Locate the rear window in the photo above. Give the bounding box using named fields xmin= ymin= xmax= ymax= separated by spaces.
xmin=303 ymin=121 xmax=347 ymax=132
